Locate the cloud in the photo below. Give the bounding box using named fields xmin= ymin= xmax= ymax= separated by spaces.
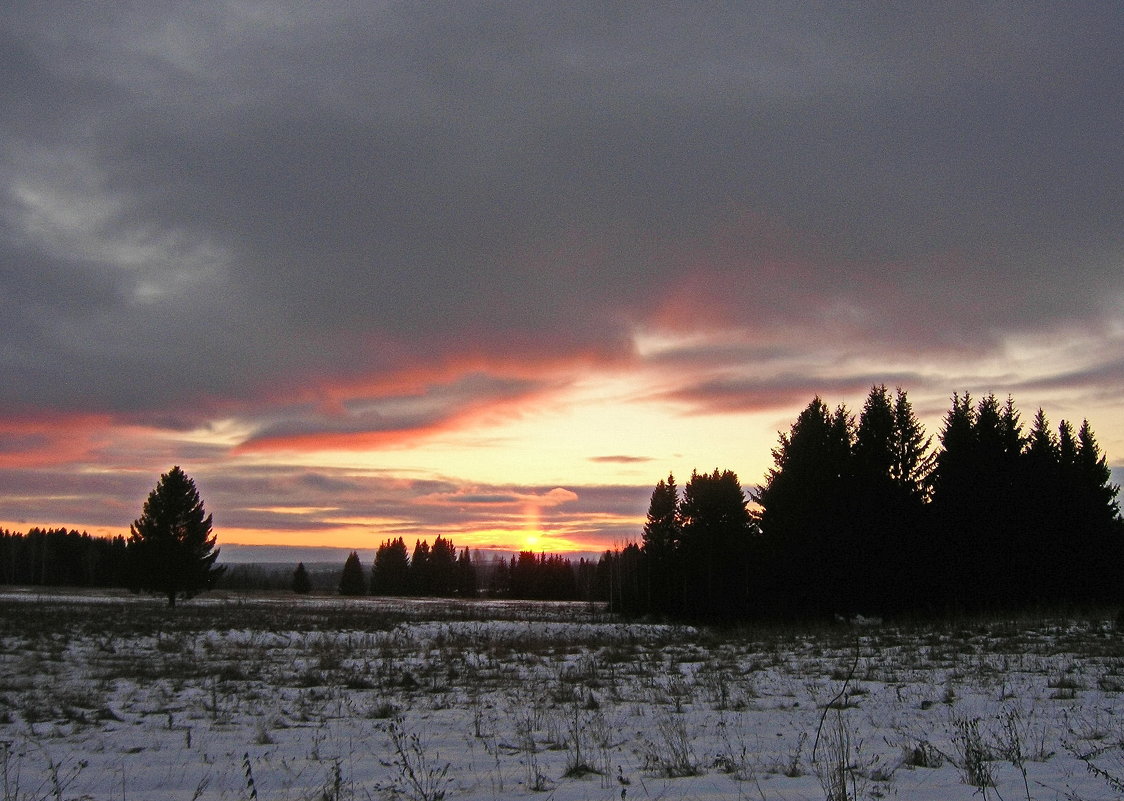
xmin=589 ymin=455 xmax=654 ymax=465
xmin=235 ymin=373 xmax=552 ymax=453
xmin=415 ymin=486 xmax=579 ymax=511
xmin=4 ymin=6 xmax=1122 ymax=422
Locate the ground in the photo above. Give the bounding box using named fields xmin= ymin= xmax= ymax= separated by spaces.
xmin=0 ymin=589 xmax=1122 ymax=800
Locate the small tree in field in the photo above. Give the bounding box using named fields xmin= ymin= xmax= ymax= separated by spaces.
xmin=126 ymin=466 xmax=223 ymax=608
xmin=292 ymin=562 xmax=312 ymax=594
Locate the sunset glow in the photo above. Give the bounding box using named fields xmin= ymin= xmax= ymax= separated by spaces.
xmin=1 ymin=6 xmax=1121 ymax=559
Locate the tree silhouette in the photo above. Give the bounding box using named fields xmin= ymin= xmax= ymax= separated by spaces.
xmin=1071 ymin=420 xmax=1124 ymax=602
xmin=338 ymin=551 xmax=366 ymax=596
xmin=371 ymin=537 xmax=410 ymax=595
xmin=928 ymin=393 xmax=1026 ymax=608
xmin=410 ymin=539 xmax=432 ymax=595
xmin=678 ymin=468 xmax=753 ymax=618
xmin=890 ymin=388 xmax=934 ymax=502
xmin=291 ymin=562 xmax=312 ymax=594
xmin=849 ymin=386 xmax=933 ymax=613
xmin=753 ymin=398 xmax=854 ymax=616
xmin=429 ymin=536 xmax=457 ymax=596
xmin=456 ymin=547 xmax=477 ymax=597
xmin=642 ymin=474 xmax=681 ymax=615
xmin=125 ymin=466 xmax=223 ymax=608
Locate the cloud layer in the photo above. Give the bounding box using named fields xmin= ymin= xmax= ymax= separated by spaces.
xmin=2 ymin=5 xmax=1121 ymax=549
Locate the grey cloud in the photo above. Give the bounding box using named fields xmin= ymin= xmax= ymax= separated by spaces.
xmin=1 ymin=3 xmax=1121 ymax=424
xmin=589 ymin=455 xmax=653 ymax=464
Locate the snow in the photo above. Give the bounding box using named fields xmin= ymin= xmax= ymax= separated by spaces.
xmin=0 ymin=590 xmax=1122 ymax=800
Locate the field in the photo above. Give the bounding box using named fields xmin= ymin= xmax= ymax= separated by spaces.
xmin=1 ymin=590 xmax=1122 ymax=800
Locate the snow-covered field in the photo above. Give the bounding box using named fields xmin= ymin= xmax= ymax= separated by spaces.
xmin=1 ymin=590 xmax=1122 ymax=800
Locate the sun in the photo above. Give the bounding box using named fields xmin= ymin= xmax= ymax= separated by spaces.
xmin=519 ymin=503 xmax=543 ymax=552
xmin=520 ymin=531 xmax=541 ymax=552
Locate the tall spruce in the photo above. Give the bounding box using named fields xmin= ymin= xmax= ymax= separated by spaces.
xmin=1019 ymin=409 xmax=1062 ymax=602
xmin=338 ymin=551 xmax=366 ymax=596
xmin=890 ymin=388 xmax=934 ymax=501
xmin=125 ymin=466 xmax=223 ymax=608
xmin=456 ymin=547 xmax=477 ymax=597
xmin=641 ymin=474 xmax=681 ymax=615
xmin=855 ymin=385 xmax=896 ymax=484
xmin=429 ymin=536 xmax=457 ymax=596
xmin=410 ymin=540 xmax=432 ymax=595
xmin=678 ymin=469 xmax=753 ymax=618
xmin=371 ymin=537 xmax=410 ymax=595
xmin=851 ymin=386 xmax=931 ymax=613
xmin=929 ymin=393 xmax=979 ymax=609
xmin=1073 ymin=421 xmax=1124 ymax=601
xmin=753 ymin=397 xmax=855 ymax=616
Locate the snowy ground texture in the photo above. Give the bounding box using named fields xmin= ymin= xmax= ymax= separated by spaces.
xmin=1 ymin=590 xmax=1123 ymax=801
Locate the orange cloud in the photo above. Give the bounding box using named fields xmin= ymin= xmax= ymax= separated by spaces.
xmin=0 ymin=414 xmax=113 ymax=468
xmin=232 ymin=348 xmax=626 ymax=454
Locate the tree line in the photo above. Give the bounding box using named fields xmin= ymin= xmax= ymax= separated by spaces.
xmin=0 ymin=527 xmax=128 ymax=587
xmin=606 ymin=386 xmax=1123 ymax=620
xmin=328 ymin=540 xmax=603 ymax=602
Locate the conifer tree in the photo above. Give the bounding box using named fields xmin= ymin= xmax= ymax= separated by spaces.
xmin=429 ymin=536 xmax=457 ymax=596
xmin=928 ymin=393 xmax=980 ymax=608
xmin=456 ymin=547 xmax=477 ymax=597
xmin=1072 ymin=420 xmax=1124 ymax=601
xmin=1076 ymin=420 xmax=1120 ymax=524
xmin=890 ymin=388 xmax=934 ymax=501
xmin=754 ymin=397 xmax=854 ymax=615
xmin=855 ymin=385 xmax=895 ymax=483
xmin=410 ymin=539 xmax=432 ymax=595
xmin=509 ymin=551 xmax=539 ymax=598
xmin=641 ymin=474 xmax=681 ymax=615
xmin=1019 ymin=409 xmax=1062 ymax=602
xmin=338 ymin=551 xmax=366 ymax=596
xmin=125 ymin=466 xmax=223 ymax=608
xmin=291 ymin=562 xmax=312 ymax=594
xmin=851 ymin=386 xmax=931 ymax=613
xmin=679 ymin=469 xmax=753 ymax=618
xmin=371 ymin=537 xmax=410 ymax=595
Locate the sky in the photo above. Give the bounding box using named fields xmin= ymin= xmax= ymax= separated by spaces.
xmin=2 ymin=4 xmax=1122 ymax=559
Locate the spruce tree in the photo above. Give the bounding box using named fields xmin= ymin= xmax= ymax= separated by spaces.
xmin=641 ymin=474 xmax=681 ymax=615
xmin=125 ymin=466 xmax=223 ymax=608
xmin=429 ymin=536 xmax=457 ymax=596
xmin=372 ymin=537 xmax=410 ymax=595
xmin=291 ymin=562 xmax=312 ymax=594
xmin=928 ymin=393 xmax=979 ymax=609
xmin=754 ymin=397 xmax=854 ymax=615
xmin=338 ymin=551 xmax=366 ymax=596
xmin=852 ymin=385 xmax=929 ymax=613
xmin=855 ymin=385 xmax=895 ymax=483
xmin=679 ymin=469 xmax=753 ymax=618
xmin=1073 ymin=421 xmax=1124 ymax=602
xmin=1020 ymin=410 xmax=1062 ymax=602
xmin=456 ymin=547 xmax=477 ymax=597
xmin=410 ymin=539 xmax=432 ymax=595
xmin=890 ymin=388 xmax=933 ymax=501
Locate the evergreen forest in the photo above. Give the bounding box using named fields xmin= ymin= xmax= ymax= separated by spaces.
xmin=606 ymin=387 xmax=1123 ymax=619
